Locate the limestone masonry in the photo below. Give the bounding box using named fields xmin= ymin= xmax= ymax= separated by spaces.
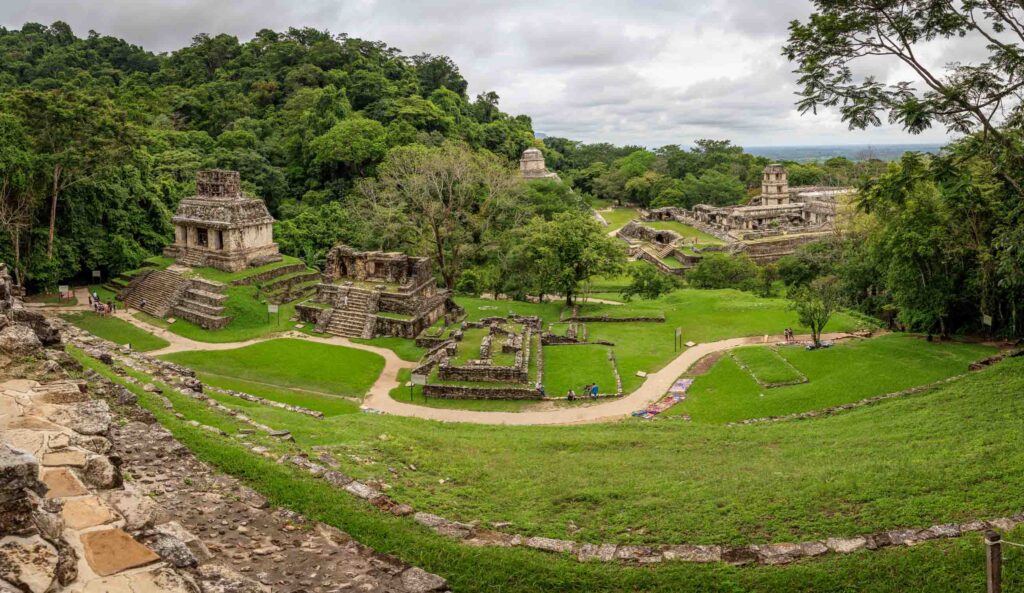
xmin=519 ymin=148 xmax=560 ymax=181
xmin=618 ymin=164 xmax=854 ymax=271
xmin=297 ymin=244 xmax=453 ymax=339
xmin=163 ymin=170 xmax=282 ymax=272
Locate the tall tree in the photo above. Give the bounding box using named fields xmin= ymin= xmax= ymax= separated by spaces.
xmin=3 ymin=90 xmax=133 ymax=258
xmin=510 ymin=211 xmax=625 ymax=305
xmin=0 ymin=114 xmax=36 ymax=285
xmin=358 ymin=142 xmax=517 ymax=290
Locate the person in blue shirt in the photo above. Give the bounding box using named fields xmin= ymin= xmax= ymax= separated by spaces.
xmin=590 ymin=384 xmax=599 ymax=399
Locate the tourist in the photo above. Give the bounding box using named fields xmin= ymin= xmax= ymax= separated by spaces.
xmin=536 ymin=382 xmax=545 ymax=397
xmin=87 ymin=292 xmax=94 ymax=307
xmin=139 ymin=298 xmax=147 ymax=313
xmin=567 ymin=389 xmax=576 ymax=401
xmin=583 ymin=383 xmax=592 ymax=400
xmin=590 ymin=384 xmax=599 ymax=399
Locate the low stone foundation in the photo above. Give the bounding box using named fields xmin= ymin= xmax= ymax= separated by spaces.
xmin=422 ymin=384 xmax=541 ymax=400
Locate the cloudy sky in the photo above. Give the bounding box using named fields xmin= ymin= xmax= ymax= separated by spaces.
xmin=1 ymin=0 xmax=959 ymax=147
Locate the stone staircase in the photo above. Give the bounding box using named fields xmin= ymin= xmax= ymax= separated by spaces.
xmin=655 ymin=243 xmax=676 ymax=259
xmin=120 ymin=270 xmax=190 ymax=318
xmin=171 ymin=278 xmax=230 ymax=330
xmin=175 ymin=250 xmax=207 ymax=267
xmin=324 ymin=287 xmax=379 ymax=339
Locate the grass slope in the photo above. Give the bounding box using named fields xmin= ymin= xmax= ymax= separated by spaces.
xmin=669 ymin=335 xmax=994 ymax=422
xmin=161 ymin=338 xmax=384 ymax=398
xmin=79 ymin=347 xmax=1024 ymax=593
xmin=191 ymin=352 xmax=1022 ymax=547
xmin=61 ymin=312 xmax=170 ymax=352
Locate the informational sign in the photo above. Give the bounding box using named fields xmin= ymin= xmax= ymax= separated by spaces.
xmin=982 ymin=314 xmax=993 ymax=327
xmin=267 ymin=304 xmax=279 ymax=314
xmin=410 ymin=374 xmax=428 ymax=386
xmin=675 ymin=327 xmax=682 ymax=339
xmin=58 ymin=285 xmax=69 ymax=296
xmin=92 ymin=270 xmax=101 ymax=279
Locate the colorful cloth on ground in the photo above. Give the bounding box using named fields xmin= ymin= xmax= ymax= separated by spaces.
xmin=632 ymin=379 xmax=694 ymax=419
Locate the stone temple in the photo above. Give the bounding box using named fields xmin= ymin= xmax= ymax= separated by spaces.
xmin=650 ymin=164 xmax=852 ymax=236
xmin=297 ymin=244 xmax=451 ymax=339
xmin=163 ymin=170 xmax=281 ymax=272
xmin=519 ymin=148 xmax=560 ymax=181
xmin=621 ymin=164 xmax=855 ymax=269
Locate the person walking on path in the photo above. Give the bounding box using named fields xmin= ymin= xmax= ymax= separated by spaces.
xmin=590 ymin=384 xmax=599 ymax=399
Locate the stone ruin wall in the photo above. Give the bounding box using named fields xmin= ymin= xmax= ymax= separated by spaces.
xmin=323 ymin=246 xmax=433 ymax=290
xmin=195 ymin=169 xmax=241 ymax=197
xmin=618 ymin=221 xmax=682 ymax=245
xmin=434 ymin=317 xmax=539 ymax=387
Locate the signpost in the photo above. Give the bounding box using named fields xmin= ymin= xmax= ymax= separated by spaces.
xmin=410 ymin=373 xmax=427 ymax=400
xmin=58 ymin=285 xmax=69 ymax=301
xmin=267 ymin=303 xmax=280 ymax=324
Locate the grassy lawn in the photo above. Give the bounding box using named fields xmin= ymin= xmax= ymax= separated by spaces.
xmin=666 ymin=335 xmax=995 ymax=423
xmin=351 ymin=336 xmax=426 ymax=362
xmin=160 ymin=338 xmax=385 ymax=398
xmin=730 ymin=346 xmax=805 ymax=385
xmin=194 ymin=372 xmax=359 ymax=417
xmin=25 ymin=292 xmax=77 ymax=306
xmin=599 ymin=207 xmax=640 ymax=232
xmin=74 ymin=344 xmax=1024 ymax=593
xmin=544 ymin=345 xmax=618 ymax=396
xmin=184 ymin=254 xmax=305 ymax=284
xmin=643 ymin=220 xmax=725 ymax=244
xmin=208 ymin=356 xmax=1024 ymax=547
xmin=61 ymin=312 xmax=170 ymax=352
xmin=577 ymin=290 xmax=869 ymax=393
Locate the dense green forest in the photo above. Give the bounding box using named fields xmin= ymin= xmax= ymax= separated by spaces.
xmin=0 ymin=22 xmax=539 ymax=288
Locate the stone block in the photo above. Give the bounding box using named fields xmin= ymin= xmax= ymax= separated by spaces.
xmin=41 ymin=449 xmax=87 ymax=467
xmin=400 ymin=567 xmax=447 ymax=593
xmin=577 ymin=543 xmax=617 ymax=562
xmin=61 ymin=496 xmax=116 ymax=530
xmin=79 ymin=528 xmax=160 ymax=576
xmin=39 ymin=468 xmax=88 ymax=499
xmin=661 ymin=544 xmax=721 ymax=563
xmin=0 ymin=534 xmax=58 ymax=593
xmin=524 ymin=536 xmax=575 ymax=554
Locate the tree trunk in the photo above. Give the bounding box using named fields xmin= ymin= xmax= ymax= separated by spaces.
xmin=47 ymin=166 xmax=61 ymax=259
xmin=10 ymin=229 xmax=21 ymax=287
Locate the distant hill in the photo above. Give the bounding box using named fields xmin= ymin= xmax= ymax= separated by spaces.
xmin=745 ymin=143 xmax=945 ymax=163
